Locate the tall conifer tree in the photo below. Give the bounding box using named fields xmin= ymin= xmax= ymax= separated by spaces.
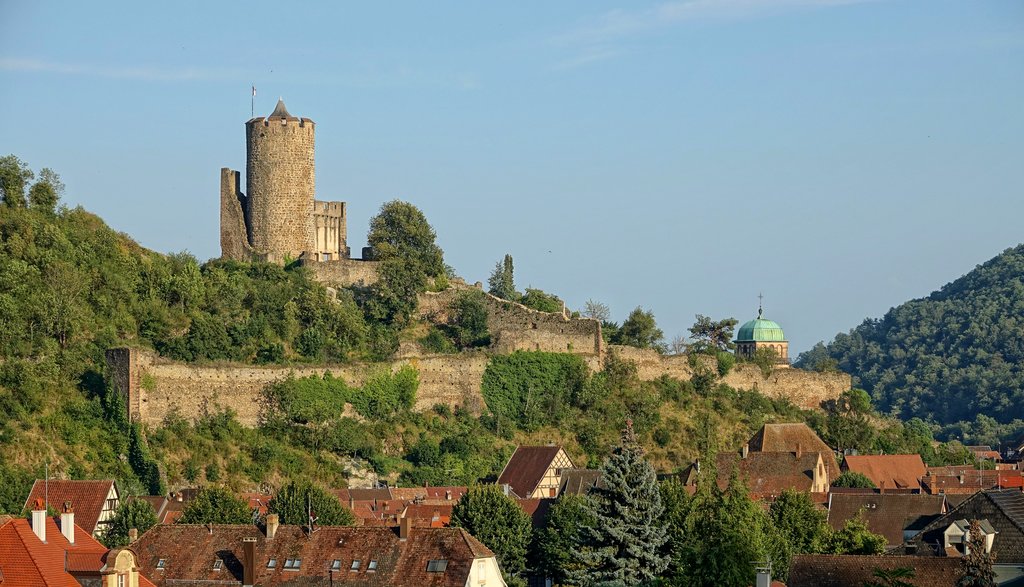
xmin=570 ymin=420 xmax=669 ymax=586
xmin=958 ymin=519 xmax=997 ymax=587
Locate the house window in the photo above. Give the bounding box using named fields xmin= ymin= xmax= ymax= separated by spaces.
xmin=284 ymin=558 xmax=302 ymax=570
xmin=331 ymin=559 xmax=341 ymax=570
xmin=427 ymin=559 xmax=448 ymax=572
xmin=213 ymin=560 xmax=223 ymax=571
xmin=156 ymin=559 xmax=166 ymax=569
xmin=267 ymin=558 xmax=277 ymax=568
xmin=118 ymin=575 xmax=125 ymax=587
xmin=367 ymin=560 xmax=378 ymax=572
xmin=350 ymin=560 xmax=361 ymax=571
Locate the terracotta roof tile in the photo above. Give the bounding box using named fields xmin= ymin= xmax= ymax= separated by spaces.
xmin=920 ymin=468 xmax=1023 ymax=494
xmin=23 ymin=479 xmax=117 ymax=536
xmin=788 ymin=554 xmax=959 ymax=586
xmin=497 ymin=446 xmax=569 ymax=498
xmin=842 ymin=455 xmax=926 ymax=491
xmin=717 ymin=452 xmax=825 ymax=500
xmin=132 ymin=523 xmax=499 ymax=586
xmin=826 ymin=493 xmax=946 ymax=547
xmin=748 ymin=423 xmax=840 ymax=479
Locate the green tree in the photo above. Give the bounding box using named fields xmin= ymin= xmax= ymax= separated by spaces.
xmin=28 ymin=168 xmax=63 ymax=214
xmin=957 ymin=519 xmax=996 ymax=587
xmin=0 ymin=155 xmax=33 ymax=207
xmin=366 ymin=200 xmax=444 ymax=324
xmin=268 ymin=480 xmax=356 ymax=526
xmin=769 ymin=489 xmax=829 ymax=554
xmin=488 ymin=254 xmax=516 ymax=300
xmin=614 ymin=307 xmax=665 ymax=350
xmin=832 ymin=471 xmax=877 ymax=489
xmin=660 ymin=478 xmax=692 ymax=581
xmin=177 ymin=486 xmax=252 ymax=524
xmin=449 ymin=290 xmax=490 ymax=348
xmin=822 ymin=514 xmax=886 ymax=555
xmin=519 ymin=287 xmax=563 ymax=313
xmin=103 ymin=498 xmax=158 ymax=547
xmin=571 ymin=421 xmax=669 ymax=586
xmin=533 ymin=493 xmax=595 ymax=584
xmin=451 ymin=484 xmax=532 ymax=579
xmin=688 ymin=315 xmax=738 ymax=353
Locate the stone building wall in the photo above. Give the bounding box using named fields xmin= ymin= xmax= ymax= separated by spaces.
xmin=245 ymin=116 xmax=315 ymax=262
xmin=218 ymin=169 xmax=254 ymax=261
xmin=300 ymin=257 xmax=379 ymax=287
xmin=312 ymin=200 xmax=347 ymax=260
xmin=418 ymin=287 xmax=603 ymax=356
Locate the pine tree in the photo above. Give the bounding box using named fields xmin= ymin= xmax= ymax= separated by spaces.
xmin=958 ymin=519 xmax=997 ymax=587
xmin=570 ymin=420 xmax=669 ymax=586
xmin=487 ymin=254 xmax=516 ymax=300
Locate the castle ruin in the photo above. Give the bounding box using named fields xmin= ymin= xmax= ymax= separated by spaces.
xmin=220 ymin=99 xmax=376 ymax=283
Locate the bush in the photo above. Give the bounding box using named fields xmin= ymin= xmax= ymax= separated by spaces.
xmin=480 ymin=352 xmax=589 ymax=431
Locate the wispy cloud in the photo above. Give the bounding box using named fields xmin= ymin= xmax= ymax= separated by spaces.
xmin=0 ymin=57 xmax=243 ymax=82
xmin=550 ymin=0 xmax=881 ymax=68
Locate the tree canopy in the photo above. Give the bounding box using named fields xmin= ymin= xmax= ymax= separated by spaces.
xmin=451 ymin=484 xmax=532 ymax=579
xmin=177 ymin=487 xmax=252 ymax=524
xmin=103 ymin=498 xmax=157 ymax=547
xmin=268 ymin=480 xmax=355 ymax=527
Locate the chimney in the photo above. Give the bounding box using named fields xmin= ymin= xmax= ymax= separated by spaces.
xmin=242 ymin=537 xmax=257 ymax=587
xmin=879 ymin=481 xmax=885 ymax=494
xmin=31 ymin=498 xmax=46 ymax=542
xmin=399 ymin=515 xmax=412 ymax=540
xmin=795 ymin=443 xmax=802 ymax=459
xmin=266 ymin=513 xmax=279 ymax=539
xmin=349 ymin=497 xmax=354 ymax=510
xmin=128 ymin=528 xmax=138 ymax=542
xmin=741 ymin=444 xmax=749 ymax=459
xmin=445 ymin=490 xmax=452 ymax=500
xmin=59 ymin=501 xmax=74 ymax=544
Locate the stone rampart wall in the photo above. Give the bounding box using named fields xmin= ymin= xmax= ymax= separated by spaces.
xmin=607 ymin=345 xmax=850 ymax=410
xmin=105 ymin=348 xmax=486 ymax=428
xmin=418 ymin=287 xmax=602 ymax=356
xmin=301 ymin=257 xmax=379 ymax=287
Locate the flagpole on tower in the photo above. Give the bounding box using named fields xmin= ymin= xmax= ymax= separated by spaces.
xmin=251 ymin=85 xmax=256 ymax=118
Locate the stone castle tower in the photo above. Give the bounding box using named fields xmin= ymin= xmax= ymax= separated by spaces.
xmin=221 ymin=99 xmax=348 ymax=263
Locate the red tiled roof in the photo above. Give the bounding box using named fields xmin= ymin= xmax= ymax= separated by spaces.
xmin=132 ymin=523 xmax=497 ymax=586
xmin=23 ymin=479 xmax=116 ymax=536
xmin=717 ymin=452 xmax=824 ymax=500
xmin=788 ymin=554 xmax=959 ymax=586
xmin=748 ymin=423 xmax=840 ymax=480
xmin=920 ymin=469 xmax=1023 ymax=495
xmin=0 ymin=516 xmax=109 ymax=586
xmin=826 ymin=493 xmax=946 ymax=546
xmin=842 ymin=455 xmax=926 ymax=491
xmin=388 ymin=486 xmax=467 ymax=504
xmin=498 ymin=446 xmax=567 ymax=498
xmin=404 ymin=504 xmax=453 ymax=527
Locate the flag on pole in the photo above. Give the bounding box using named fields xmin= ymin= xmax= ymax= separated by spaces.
xmin=252 ymin=85 xmax=256 ymax=97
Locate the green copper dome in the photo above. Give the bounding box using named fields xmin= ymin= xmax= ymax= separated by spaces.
xmin=736 ymin=308 xmax=786 ymax=342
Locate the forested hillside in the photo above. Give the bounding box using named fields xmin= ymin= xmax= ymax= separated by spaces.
xmin=798 ymin=244 xmax=1024 ymax=438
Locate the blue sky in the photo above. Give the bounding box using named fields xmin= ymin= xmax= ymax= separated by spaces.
xmin=2 ymin=0 xmax=1022 ymax=354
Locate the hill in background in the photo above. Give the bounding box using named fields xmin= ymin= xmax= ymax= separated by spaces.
xmin=798 ymin=244 xmax=1024 ymax=440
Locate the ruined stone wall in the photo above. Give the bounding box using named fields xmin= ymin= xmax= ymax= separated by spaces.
xmin=606 ymin=345 xmax=850 ymax=410
xmin=106 ymin=348 xmax=488 ymax=427
xmin=301 ymin=257 xmax=379 ymax=287
xmin=245 ymin=116 xmax=315 ymax=262
xmin=312 ymin=200 xmax=347 ymax=260
xmin=418 ymin=287 xmax=603 ymax=356
xmin=219 ymin=168 xmax=255 ymax=261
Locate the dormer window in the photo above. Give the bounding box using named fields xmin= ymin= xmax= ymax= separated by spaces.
xmin=156 ymin=559 xmax=166 ymax=569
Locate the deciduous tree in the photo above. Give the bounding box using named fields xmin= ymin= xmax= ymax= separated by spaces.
xmin=104 ymin=498 xmax=157 ymax=547
xmin=268 ymin=480 xmax=355 ymax=526
xmin=688 ymin=315 xmax=738 ymax=353
xmin=451 ymin=484 xmax=532 ymax=579
xmin=177 ymin=487 xmax=252 ymax=524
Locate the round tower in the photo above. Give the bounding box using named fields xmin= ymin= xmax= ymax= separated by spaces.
xmin=245 ymin=98 xmax=315 ymax=262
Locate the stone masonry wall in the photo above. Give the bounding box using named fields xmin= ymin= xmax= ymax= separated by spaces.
xmin=608 ymin=345 xmax=850 ymax=410
xmin=301 ymin=257 xmax=379 ymax=287
xmin=245 ymin=117 xmax=315 ymax=261
xmin=418 ymin=287 xmax=603 ymax=356
xmin=219 ymin=168 xmax=255 ymax=261
xmin=106 ymin=348 xmax=488 ymax=427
